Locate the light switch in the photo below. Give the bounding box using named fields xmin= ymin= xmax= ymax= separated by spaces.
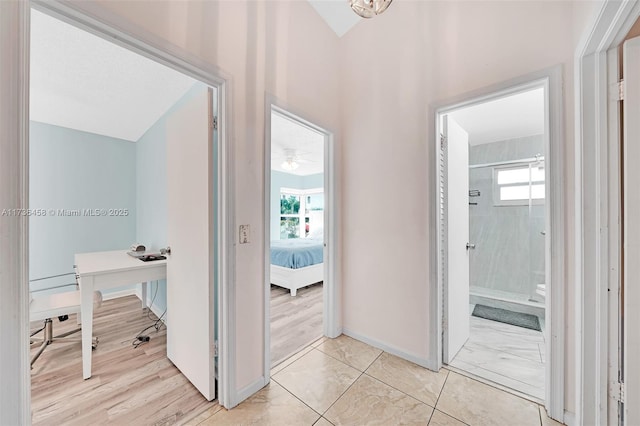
xmin=239 ymin=224 xmax=250 ymax=244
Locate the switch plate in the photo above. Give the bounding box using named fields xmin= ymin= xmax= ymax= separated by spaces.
xmin=239 ymin=225 xmax=250 ymax=244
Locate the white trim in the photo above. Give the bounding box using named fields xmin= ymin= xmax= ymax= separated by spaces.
xmin=563 ymin=410 xmax=576 ymax=426
xmin=0 ymin=0 xmax=31 ymax=424
xmin=264 ymin=96 xmax=341 ymax=385
xmin=14 ymin=0 xmax=237 ymax=413
xmin=430 ymin=67 xmax=565 ymax=421
xmin=574 ymin=2 xmax=640 ymax=424
xmin=236 ymin=376 xmax=267 ymax=403
xmin=343 ymin=328 xmax=434 ymax=370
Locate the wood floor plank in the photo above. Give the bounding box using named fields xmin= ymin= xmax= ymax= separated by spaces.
xmin=31 ymin=296 xmax=210 ymax=426
xmin=270 ymin=282 xmax=323 ymax=366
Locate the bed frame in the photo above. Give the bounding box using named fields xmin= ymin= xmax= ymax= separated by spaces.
xmin=270 ymin=263 xmax=323 ymax=296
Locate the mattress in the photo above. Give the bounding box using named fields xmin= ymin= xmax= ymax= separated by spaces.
xmin=270 ymin=237 xmax=323 ymax=269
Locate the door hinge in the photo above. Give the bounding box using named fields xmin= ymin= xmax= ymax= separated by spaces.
xmin=610 ymin=381 xmax=625 ymax=404
xmin=618 ymin=80 xmax=625 ymax=101
xmin=214 ymin=340 xmax=219 ymax=357
xmin=209 ymin=115 xmax=218 ymax=130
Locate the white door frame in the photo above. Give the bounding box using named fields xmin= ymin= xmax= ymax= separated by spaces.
xmin=575 ymin=1 xmax=640 ymax=425
xmin=263 ymin=96 xmax=340 ymax=379
xmin=3 ymin=1 xmax=238 ymax=420
xmin=429 ymin=67 xmax=565 ymax=420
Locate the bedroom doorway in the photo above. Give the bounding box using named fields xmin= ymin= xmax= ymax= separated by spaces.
xmin=434 ymin=71 xmax=565 ymax=417
xmin=264 ymin=104 xmax=334 ymax=368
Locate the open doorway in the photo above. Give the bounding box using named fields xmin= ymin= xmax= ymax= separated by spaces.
xmin=267 ymin=108 xmax=327 ymax=366
xmin=437 ymin=85 xmax=549 ymax=402
xmin=28 ymin=6 xmax=222 ymax=422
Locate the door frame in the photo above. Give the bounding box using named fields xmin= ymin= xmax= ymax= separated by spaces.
xmin=263 ymin=96 xmax=340 ymax=378
xmin=4 ymin=0 xmax=238 ymax=419
xmin=430 ymin=67 xmax=565 ymax=420
xmin=575 ymin=2 xmax=640 ymax=425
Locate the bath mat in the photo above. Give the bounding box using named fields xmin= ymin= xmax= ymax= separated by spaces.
xmin=472 ymin=304 xmax=541 ymax=331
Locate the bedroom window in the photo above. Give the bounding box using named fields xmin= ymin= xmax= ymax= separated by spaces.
xmin=493 ymin=164 xmax=545 ymax=206
xmin=280 ymin=194 xmax=301 ymax=239
xmin=280 ymin=187 xmax=324 ymax=239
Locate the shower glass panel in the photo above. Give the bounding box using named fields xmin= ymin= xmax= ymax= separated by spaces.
xmin=468 ymin=136 xmax=546 ymax=308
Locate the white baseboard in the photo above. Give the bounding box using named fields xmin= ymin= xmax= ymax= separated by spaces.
xmin=563 ymin=410 xmax=575 ymax=426
xmin=234 ymin=376 xmax=267 ymax=408
xmin=101 ymin=288 xmax=137 ymax=301
xmin=134 ymin=288 xmax=166 ymax=325
xmin=342 ymin=328 xmax=435 ymax=370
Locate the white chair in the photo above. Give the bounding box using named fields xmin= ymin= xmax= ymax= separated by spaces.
xmin=30 ymin=290 xmax=102 ymax=367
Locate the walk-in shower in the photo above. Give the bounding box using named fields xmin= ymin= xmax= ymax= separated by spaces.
xmin=468 ymin=135 xmax=546 ymax=318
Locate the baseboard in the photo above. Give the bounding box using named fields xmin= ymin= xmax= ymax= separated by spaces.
xmin=101 ymin=288 xmax=137 ymax=301
xmin=342 ymin=328 xmax=435 ymax=370
xmin=234 ymin=376 xmax=267 ymax=407
xmin=563 ymin=410 xmax=575 ymax=426
xmin=134 ymin=288 xmax=166 ymax=325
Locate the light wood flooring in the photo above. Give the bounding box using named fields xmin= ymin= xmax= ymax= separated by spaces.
xmin=30 ymin=295 xmax=219 ymax=426
xmin=269 ymin=282 xmax=323 ymax=366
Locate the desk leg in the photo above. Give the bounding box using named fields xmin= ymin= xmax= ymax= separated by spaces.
xmin=80 ymin=276 xmax=94 ymax=379
xmin=141 ymin=282 xmax=148 ymax=309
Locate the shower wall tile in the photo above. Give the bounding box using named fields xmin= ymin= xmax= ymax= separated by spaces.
xmin=469 ymin=135 xmax=546 ymax=298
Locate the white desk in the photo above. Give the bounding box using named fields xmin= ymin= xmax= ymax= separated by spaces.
xmin=75 ymin=250 xmax=167 ymax=379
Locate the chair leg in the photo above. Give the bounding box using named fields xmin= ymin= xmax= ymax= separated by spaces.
xmin=30 ymin=318 xmax=100 ymax=368
xmin=30 ymin=319 xmax=53 ymax=367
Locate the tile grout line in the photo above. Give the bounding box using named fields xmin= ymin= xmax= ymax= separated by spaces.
xmin=445 ymin=361 xmax=544 ymax=403
xmin=318 ymin=350 xmax=385 ymax=419
xmin=445 ymin=366 xmax=543 ymax=407
xmin=270 ymin=375 xmax=325 ymax=420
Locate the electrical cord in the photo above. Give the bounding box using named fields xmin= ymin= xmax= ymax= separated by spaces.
xmin=132 ymin=280 xmax=166 ymax=348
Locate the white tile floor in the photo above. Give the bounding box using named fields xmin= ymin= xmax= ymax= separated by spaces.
xmin=449 ymin=307 xmax=545 ymax=401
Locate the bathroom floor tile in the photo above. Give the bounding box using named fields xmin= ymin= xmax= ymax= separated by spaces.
xmin=273 ymin=349 xmax=361 ymax=414
xmin=428 ymin=409 xmax=468 ymax=426
xmin=316 ymin=334 xmax=382 ymax=371
xmin=199 ymin=381 xmax=319 ymax=426
xmin=324 ymin=375 xmax=433 ymax=425
xmin=436 ymin=372 xmax=540 ymax=426
xmin=365 ymin=352 xmax=448 ymax=407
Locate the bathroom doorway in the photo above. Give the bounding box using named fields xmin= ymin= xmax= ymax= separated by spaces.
xmin=436 ymin=77 xmax=561 ymax=405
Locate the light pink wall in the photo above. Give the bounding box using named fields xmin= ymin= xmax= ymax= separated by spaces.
xmin=339 ymin=0 xmax=598 ymax=413
xmin=66 ymin=0 xmax=340 ymax=395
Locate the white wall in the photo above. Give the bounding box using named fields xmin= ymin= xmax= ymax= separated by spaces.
xmin=64 ymin=0 xmax=342 ymax=399
xmin=339 ymin=0 xmax=598 ymax=414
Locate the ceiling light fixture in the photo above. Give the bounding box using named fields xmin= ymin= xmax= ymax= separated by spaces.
xmin=281 ymin=159 xmax=300 ymax=171
xmin=349 ymin=0 xmax=393 ymax=18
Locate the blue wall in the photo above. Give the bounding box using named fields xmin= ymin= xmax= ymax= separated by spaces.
xmin=29 ymin=121 xmax=137 ymax=294
xmin=270 ymin=171 xmax=323 ymax=239
xmin=135 ymin=82 xmax=206 ymax=313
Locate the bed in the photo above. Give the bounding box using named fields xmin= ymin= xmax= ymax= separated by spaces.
xmin=270 ymin=237 xmax=323 ymax=296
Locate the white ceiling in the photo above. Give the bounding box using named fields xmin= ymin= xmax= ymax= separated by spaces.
xmin=30 ymin=9 xmax=196 ymax=142
xmin=308 ymin=0 xmax=361 ymax=37
xmin=449 ymin=88 xmax=545 ymax=146
xmin=271 ymin=112 xmax=324 ymax=176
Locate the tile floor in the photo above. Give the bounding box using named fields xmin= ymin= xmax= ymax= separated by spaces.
xmin=450 ymin=310 xmax=545 ymax=400
xmin=191 ymin=335 xmax=561 ymax=426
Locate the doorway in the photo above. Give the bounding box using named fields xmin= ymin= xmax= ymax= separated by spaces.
xmin=264 ymin=103 xmax=337 ymax=371
xmin=25 ymin=1 xmax=230 ymax=420
xmin=434 ymin=73 xmax=565 ymax=415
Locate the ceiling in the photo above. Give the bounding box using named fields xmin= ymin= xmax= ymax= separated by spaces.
xmin=308 ymin=0 xmax=361 ymax=37
xmin=30 ymin=9 xmax=196 ymax=142
xmin=449 ymin=88 xmax=545 ymax=146
xmin=271 ymin=112 xmax=324 ymax=176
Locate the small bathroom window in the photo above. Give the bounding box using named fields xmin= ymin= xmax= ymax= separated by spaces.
xmin=493 ymin=164 xmax=545 ymax=206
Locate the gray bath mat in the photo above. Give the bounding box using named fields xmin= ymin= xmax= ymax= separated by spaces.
xmin=472 ymin=304 xmax=541 ymax=331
